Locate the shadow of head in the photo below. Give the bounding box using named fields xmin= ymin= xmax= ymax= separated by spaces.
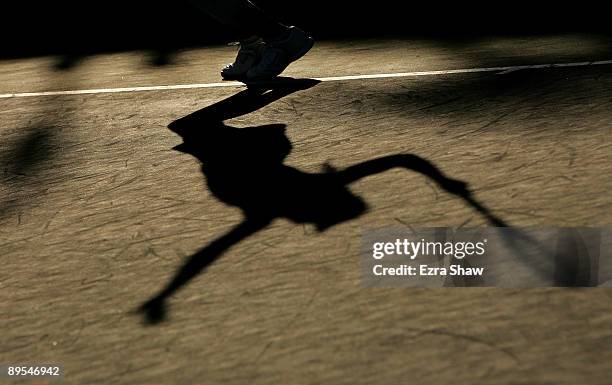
xmin=172 ymin=123 xmax=291 ymax=166
xmin=168 ymin=78 xmax=319 ymax=165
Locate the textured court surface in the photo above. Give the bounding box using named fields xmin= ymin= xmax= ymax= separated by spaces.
xmin=1 ymin=34 xmax=612 ymax=384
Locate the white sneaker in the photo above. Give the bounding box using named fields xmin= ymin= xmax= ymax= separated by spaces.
xmin=246 ymin=26 xmax=314 ymax=80
xmin=221 ymin=36 xmax=266 ymax=80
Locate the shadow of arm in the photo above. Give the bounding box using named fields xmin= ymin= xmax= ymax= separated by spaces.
xmin=338 ymin=154 xmax=469 ymax=195
xmin=337 ymin=154 xmax=508 ymax=227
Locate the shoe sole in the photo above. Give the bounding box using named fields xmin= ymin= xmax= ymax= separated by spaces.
xmin=221 ymin=72 xmax=248 ymax=81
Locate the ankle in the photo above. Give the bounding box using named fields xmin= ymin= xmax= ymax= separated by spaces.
xmin=262 ymin=25 xmax=291 ymax=43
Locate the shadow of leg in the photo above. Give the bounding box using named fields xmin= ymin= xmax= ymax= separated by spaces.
xmin=139 ymin=216 xmax=271 ymax=324
xmin=168 ymin=78 xmax=320 ymax=133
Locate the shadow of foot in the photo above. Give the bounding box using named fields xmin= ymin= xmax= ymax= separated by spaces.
xmin=138 ymin=296 xmax=167 ymax=325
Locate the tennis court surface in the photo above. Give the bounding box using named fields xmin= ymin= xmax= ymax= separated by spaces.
xmin=2 ymin=34 xmax=612 ymax=384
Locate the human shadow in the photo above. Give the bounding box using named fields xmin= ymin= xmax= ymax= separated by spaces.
xmin=138 ymin=78 xmax=505 ymax=324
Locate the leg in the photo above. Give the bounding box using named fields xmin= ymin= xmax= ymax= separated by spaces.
xmin=188 ymin=0 xmax=314 ymax=80
xmin=188 ymin=0 xmax=286 ymax=39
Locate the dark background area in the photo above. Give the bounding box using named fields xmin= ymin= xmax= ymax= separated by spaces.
xmin=3 ymin=0 xmax=610 ymax=59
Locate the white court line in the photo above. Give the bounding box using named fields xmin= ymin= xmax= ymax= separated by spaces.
xmin=1 ymin=59 xmax=611 ymax=99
